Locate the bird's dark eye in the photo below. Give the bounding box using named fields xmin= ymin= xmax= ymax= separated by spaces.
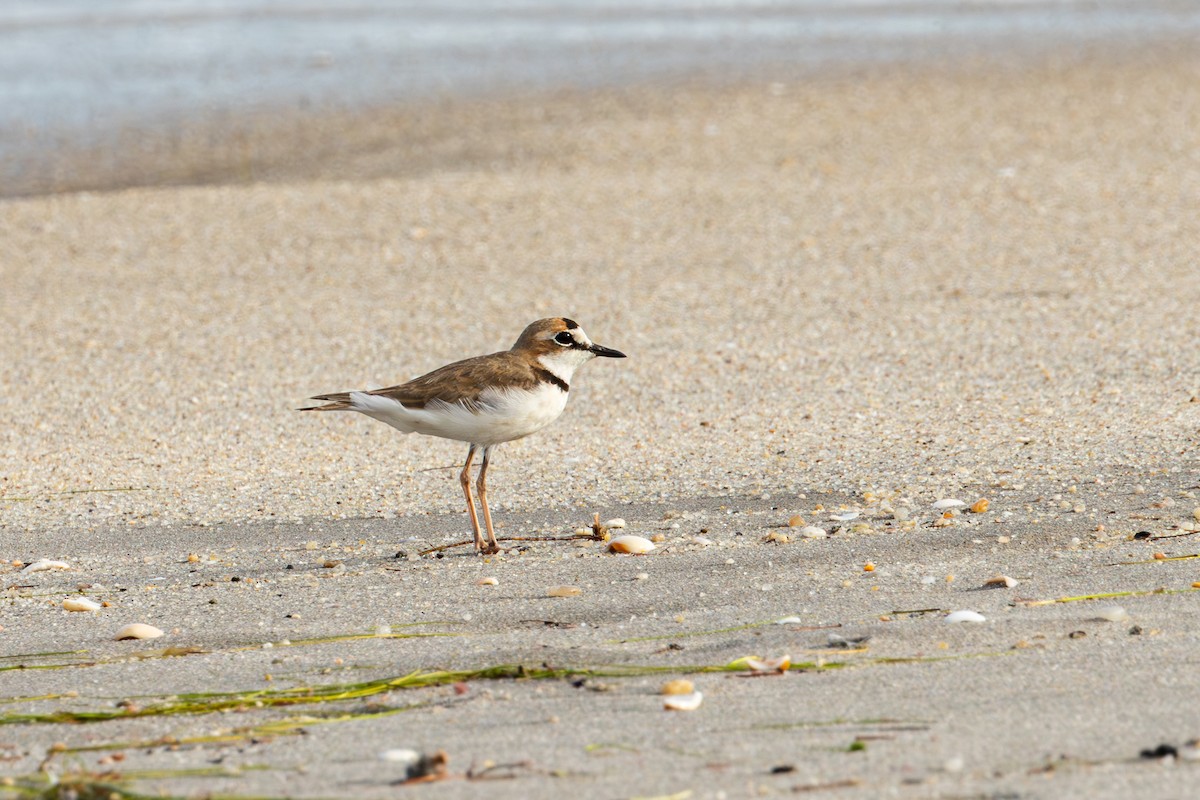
xmin=553 ymin=331 xmax=575 ymax=346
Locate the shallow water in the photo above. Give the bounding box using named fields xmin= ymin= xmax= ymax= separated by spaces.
xmin=2 ymin=0 xmax=1196 ymax=193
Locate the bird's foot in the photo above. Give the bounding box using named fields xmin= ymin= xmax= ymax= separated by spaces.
xmin=479 ymin=543 xmax=502 ymax=556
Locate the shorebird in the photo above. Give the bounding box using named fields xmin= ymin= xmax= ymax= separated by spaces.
xmin=300 ymin=318 xmax=626 ymax=554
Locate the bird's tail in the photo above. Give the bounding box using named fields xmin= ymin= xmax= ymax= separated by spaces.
xmin=297 ymin=392 xmax=354 ymax=412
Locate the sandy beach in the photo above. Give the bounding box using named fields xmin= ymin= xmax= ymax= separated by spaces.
xmin=3 ymin=40 xmax=1200 ymax=799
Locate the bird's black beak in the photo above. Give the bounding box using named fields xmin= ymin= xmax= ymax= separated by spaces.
xmin=589 ymin=343 xmax=626 ymax=358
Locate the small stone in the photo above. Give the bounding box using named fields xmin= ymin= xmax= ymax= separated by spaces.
xmin=969 ymin=499 xmax=990 ymax=514
xmin=798 ymin=526 xmax=827 ymax=539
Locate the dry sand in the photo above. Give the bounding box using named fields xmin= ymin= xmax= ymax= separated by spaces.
xmin=3 ymin=42 xmax=1200 ymax=799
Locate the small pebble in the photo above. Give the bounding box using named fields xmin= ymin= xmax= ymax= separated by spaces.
xmin=798 ymin=526 xmax=827 ymax=539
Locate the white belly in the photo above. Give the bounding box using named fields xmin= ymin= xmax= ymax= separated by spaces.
xmin=349 ymin=383 xmax=569 ymax=446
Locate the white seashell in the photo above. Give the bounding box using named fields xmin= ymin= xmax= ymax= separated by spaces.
xmin=476 ymin=576 xmax=498 ymax=586
xmin=829 ymin=511 xmax=860 ymax=522
xmin=378 ymin=748 xmax=420 ymax=765
xmin=1094 ymin=605 xmax=1130 ymax=623
xmin=63 ymin=598 xmax=101 ymax=612
xmin=798 ymin=526 xmax=827 ymax=539
xmin=573 ymin=527 xmax=592 ymax=537
xmin=775 ymin=615 xmax=803 ymax=624
xmin=604 ymin=518 xmax=626 ymax=529
xmin=691 ymin=536 xmax=713 ymax=546
xmin=982 ymin=575 xmax=1018 ymax=589
xmin=945 ymin=610 xmax=986 ymax=624
xmin=607 ymin=535 xmax=655 ymax=555
xmin=663 ymin=691 xmax=703 ymax=711
xmin=744 ymin=655 xmax=791 ymax=673
xmin=22 ymin=559 xmax=71 ymax=574
xmin=933 ymin=499 xmax=966 ymax=510
xmin=114 ymin=623 xmax=164 ymax=640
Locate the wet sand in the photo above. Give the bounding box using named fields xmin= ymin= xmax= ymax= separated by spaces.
xmin=3 ymin=41 xmax=1200 ymax=798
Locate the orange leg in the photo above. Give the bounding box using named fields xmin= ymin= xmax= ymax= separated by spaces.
xmin=476 ymin=446 xmax=500 ymax=554
xmin=459 ymin=445 xmax=485 ymax=552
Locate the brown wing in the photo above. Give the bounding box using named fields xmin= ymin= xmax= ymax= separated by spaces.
xmin=299 ymin=351 xmax=542 ymax=412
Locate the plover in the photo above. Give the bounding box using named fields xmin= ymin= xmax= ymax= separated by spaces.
xmin=300 ymin=318 xmax=626 ymax=554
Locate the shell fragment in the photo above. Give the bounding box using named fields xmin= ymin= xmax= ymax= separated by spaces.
xmin=743 ymin=655 xmax=791 ymax=673
xmin=663 ymin=691 xmax=704 ymax=711
xmin=22 ymin=559 xmax=71 ymax=574
xmin=63 ymin=597 xmax=102 ymax=612
xmin=115 ymin=623 xmax=165 ymax=640
xmin=933 ymin=499 xmax=966 ymax=510
xmin=607 ymin=535 xmax=655 ymax=555
xmin=944 ymin=610 xmax=986 ymax=624
xmin=546 ymin=585 xmax=582 ymax=597
xmin=1094 ymin=605 xmax=1130 ymax=623
xmin=660 ymin=679 xmax=695 ymax=696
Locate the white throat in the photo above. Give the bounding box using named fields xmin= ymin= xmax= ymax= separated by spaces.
xmin=537 ymin=350 xmax=593 ymax=384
